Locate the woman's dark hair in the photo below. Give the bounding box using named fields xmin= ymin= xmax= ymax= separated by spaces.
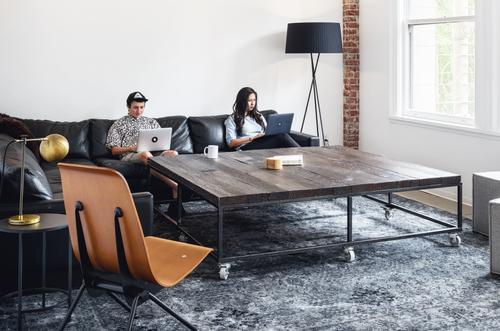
xmin=232 ymin=87 xmax=266 ymax=135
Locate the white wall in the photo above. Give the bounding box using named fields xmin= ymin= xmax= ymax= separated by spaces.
xmin=360 ymin=0 xmax=500 ymax=204
xmin=0 ymin=0 xmax=344 ymax=144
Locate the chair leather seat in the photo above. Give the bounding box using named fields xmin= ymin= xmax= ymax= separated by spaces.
xmin=144 ymin=236 xmax=212 ymax=288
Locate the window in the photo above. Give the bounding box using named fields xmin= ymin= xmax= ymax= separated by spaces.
xmin=402 ymin=0 xmax=476 ymax=126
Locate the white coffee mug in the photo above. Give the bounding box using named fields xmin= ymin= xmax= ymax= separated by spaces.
xmin=203 ymin=145 xmax=218 ymax=159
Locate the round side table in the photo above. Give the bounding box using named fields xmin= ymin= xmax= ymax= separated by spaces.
xmin=0 ymin=213 xmax=73 ymax=330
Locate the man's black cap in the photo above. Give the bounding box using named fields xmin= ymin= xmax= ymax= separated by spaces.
xmin=126 ymin=91 xmax=148 ymax=107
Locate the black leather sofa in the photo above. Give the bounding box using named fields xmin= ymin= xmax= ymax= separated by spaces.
xmin=0 ymin=110 xmax=318 ymax=293
xmin=1 ymin=110 xmax=318 ymax=218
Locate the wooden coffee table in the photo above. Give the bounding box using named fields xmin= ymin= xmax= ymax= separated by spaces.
xmin=149 ymin=146 xmax=462 ymax=279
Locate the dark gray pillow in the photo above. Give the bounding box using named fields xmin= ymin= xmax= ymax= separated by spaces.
xmin=0 ymin=134 xmax=53 ymax=202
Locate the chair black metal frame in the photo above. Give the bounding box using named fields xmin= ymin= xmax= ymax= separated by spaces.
xmin=59 ymin=202 xmax=197 ymax=331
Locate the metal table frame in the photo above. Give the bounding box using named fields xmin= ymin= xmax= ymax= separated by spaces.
xmin=0 ymin=215 xmax=73 ymax=330
xmin=157 ymin=181 xmax=463 ymax=279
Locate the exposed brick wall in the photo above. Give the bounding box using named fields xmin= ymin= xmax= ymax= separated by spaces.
xmin=343 ymin=0 xmax=360 ymax=149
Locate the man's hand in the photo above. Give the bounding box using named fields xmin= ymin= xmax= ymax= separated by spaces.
xmin=111 ymin=145 xmax=137 ymax=156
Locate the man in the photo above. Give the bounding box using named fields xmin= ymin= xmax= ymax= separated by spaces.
xmin=106 ymin=91 xmax=179 ymax=198
xmin=106 ymin=91 xmax=177 ymax=162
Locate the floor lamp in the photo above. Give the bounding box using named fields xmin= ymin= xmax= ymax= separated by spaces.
xmin=285 ymin=22 xmax=343 ymax=145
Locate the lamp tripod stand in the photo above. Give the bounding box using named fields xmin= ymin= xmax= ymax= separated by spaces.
xmin=285 ymin=22 xmax=343 ymax=146
xmin=299 ymin=53 xmax=328 ymax=146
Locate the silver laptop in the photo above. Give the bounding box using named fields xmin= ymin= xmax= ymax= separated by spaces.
xmin=265 ymin=113 xmax=294 ymax=136
xmin=137 ymin=127 xmax=172 ymax=152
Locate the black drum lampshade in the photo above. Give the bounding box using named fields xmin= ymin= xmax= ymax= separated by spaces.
xmin=285 ymin=22 xmax=343 ymax=54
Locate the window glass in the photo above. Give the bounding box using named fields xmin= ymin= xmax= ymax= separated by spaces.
xmin=410 ymin=21 xmax=475 ymax=119
xmin=409 ymin=0 xmax=475 ymax=20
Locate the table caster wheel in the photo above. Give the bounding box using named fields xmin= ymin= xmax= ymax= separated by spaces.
xmin=449 ymin=234 xmax=462 ymax=247
xmin=178 ymin=233 xmax=188 ymax=242
xmin=219 ymin=263 xmax=231 ymax=280
xmin=383 ymin=208 xmax=393 ymax=220
xmin=344 ymin=247 xmax=355 ymax=262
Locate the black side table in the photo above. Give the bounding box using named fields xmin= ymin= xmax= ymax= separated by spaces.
xmin=0 ymin=214 xmax=72 ymax=330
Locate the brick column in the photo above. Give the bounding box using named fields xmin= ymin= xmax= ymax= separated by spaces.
xmin=343 ymin=0 xmax=360 ymax=149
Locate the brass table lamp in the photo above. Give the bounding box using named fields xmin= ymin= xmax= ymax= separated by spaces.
xmin=9 ymin=134 xmax=69 ymax=225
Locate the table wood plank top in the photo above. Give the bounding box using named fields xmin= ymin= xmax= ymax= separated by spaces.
xmin=148 ymin=146 xmax=460 ymax=207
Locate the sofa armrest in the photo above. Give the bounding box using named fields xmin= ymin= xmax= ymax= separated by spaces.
xmin=132 ymin=192 xmax=154 ymax=236
xmin=289 ymin=130 xmax=320 ymax=147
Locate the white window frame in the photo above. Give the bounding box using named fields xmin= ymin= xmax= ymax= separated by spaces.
xmin=389 ymin=0 xmax=500 ymax=136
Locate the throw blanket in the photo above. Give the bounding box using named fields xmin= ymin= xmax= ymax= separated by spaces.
xmin=0 ymin=113 xmax=39 ymax=159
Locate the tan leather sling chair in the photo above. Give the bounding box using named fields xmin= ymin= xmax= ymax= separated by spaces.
xmin=58 ymin=163 xmax=213 ymax=331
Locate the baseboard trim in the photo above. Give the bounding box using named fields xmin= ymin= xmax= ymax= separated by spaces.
xmin=395 ymin=190 xmax=472 ymax=218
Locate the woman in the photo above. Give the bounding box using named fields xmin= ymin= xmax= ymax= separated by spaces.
xmin=224 ymin=87 xmax=300 ymax=150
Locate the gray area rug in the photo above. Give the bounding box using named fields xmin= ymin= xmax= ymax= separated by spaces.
xmin=1 ymin=195 xmax=499 ymax=330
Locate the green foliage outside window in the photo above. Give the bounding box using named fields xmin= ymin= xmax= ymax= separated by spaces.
xmin=435 ymin=0 xmax=475 ymax=118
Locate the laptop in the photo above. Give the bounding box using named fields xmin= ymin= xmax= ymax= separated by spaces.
xmin=137 ymin=127 xmax=172 ymax=152
xmin=265 ymin=113 xmax=294 ymax=136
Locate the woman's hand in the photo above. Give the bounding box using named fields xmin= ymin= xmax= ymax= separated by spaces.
xmin=161 ymin=150 xmax=178 ymax=157
xmin=246 ymin=133 xmax=264 ymax=143
xmin=252 ymin=133 xmax=265 ymax=141
xmin=229 ymin=134 xmax=264 ymax=149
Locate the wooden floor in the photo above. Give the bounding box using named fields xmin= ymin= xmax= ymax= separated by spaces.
xmin=397 ymin=191 xmax=472 ymax=218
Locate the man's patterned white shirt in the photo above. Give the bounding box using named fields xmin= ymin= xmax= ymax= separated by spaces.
xmin=106 ymin=115 xmax=160 ymax=160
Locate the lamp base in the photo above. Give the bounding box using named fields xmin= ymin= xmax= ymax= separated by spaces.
xmin=9 ymin=214 xmax=41 ymax=226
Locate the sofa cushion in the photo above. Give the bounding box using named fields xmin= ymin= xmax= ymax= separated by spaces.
xmin=188 ymin=115 xmax=231 ymax=154
xmin=0 ymin=134 xmax=53 ymax=202
xmin=93 ymin=158 xmax=149 ymax=179
xmin=188 ymin=110 xmax=277 ymax=154
xmin=155 ymin=116 xmax=193 ymax=154
xmin=41 ymin=158 xmax=96 ymax=195
xmin=91 ymin=116 xmax=193 ymax=158
xmin=22 ymin=119 xmax=90 ymax=159
xmin=89 ymin=119 xmax=115 ymax=159
xmin=260 ymin=109 xmax=277 ymax=119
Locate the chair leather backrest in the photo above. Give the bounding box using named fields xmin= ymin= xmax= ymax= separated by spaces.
xmin=59 ymin=163 xmax=155 ymax=282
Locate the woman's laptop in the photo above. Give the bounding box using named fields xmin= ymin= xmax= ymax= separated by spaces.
xmin=265 ymin=113 xmax=294 ymax=136
xmin=137 ymin=127 xmax=172 ymax=152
